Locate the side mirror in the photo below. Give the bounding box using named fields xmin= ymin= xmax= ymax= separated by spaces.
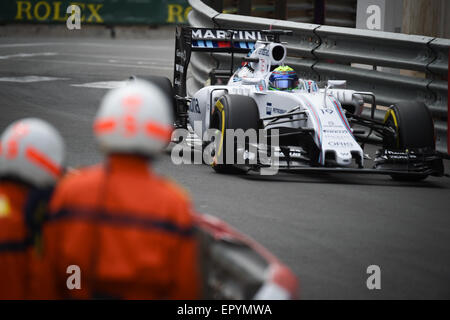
xmin=327 ymin=80 xmax=347 ymax=89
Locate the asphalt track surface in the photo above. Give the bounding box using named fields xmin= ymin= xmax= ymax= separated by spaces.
xmin=1 ymin=36 xmax=449 ymax=299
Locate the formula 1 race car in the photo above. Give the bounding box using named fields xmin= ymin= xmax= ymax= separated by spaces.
xmin=196 ymin=213 xmax=298 ymax=299
xmin=143 ymin=26 xmax=445 ymax=181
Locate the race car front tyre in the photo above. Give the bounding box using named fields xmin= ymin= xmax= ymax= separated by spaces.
xmin=210 ymin=94 xmax=260 ymax=174
xmin=383 ymin=101 xmax=435 ymax=181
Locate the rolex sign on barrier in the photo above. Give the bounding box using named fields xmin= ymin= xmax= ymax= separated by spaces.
xmin=0 ymin=0 xmax=191 ymax=25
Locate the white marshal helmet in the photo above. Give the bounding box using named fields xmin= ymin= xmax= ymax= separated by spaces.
xmin=94 ymin=79 xmax=174 ymax=156
xmin=0 ymin=118 xmax=65 ymax=187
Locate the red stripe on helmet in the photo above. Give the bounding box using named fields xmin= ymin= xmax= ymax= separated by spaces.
xmin=25 ymin=146 xmax=61 ymax=178
xmin=122 ymin=95 xmax=142 ymax=108
xmin=124 ymin=115 xmax=137 ymax=136
xmin=94 ymin=118 xmax=117 ymax=134
xmin=145 ymin=122 xmax=173 ymax=141
xmin=6 ymin=140 xmax=19 ymax=159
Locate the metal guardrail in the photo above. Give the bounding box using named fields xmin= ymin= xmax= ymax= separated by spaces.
xmin=218 ymin=0 xmax=356 ymax=27
xmin=187 ymin=0 xmax=449 ymax=154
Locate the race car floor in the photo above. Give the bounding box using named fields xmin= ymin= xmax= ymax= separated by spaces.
xmin=1 ymin=37 xmax=449 ymax=299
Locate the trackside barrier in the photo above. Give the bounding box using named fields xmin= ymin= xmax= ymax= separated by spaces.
xmin=220 ymin=0 xmax=356 ymax=27
xmin=187 ymin=0 xmax=449 ymax=155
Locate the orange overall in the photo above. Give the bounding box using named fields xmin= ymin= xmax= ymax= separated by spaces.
xmin=0 ymin=181 xmax=31 ymax=299
xmin=0 ymin=181 xmax=54 ymax=299
xmin=41 ymin=154 xmax=200 ymax=299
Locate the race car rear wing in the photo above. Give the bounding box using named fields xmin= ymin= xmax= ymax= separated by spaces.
xmin=173 ymin=26 xmax=268 ymax=98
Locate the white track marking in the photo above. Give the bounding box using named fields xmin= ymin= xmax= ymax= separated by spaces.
xmin=0 ymin=42 xmax=170 ymax=50
xmin=0 ymin=76 xmax=69 ymax=83
xmin=0 ymin=42 xmax=63 ymax=48
xmin=0 ymin=51 xmax=171 ymax=66
xmin=58 ymin=52 xmax=172 ymax=63
xmin=71 ymin=81 xmax=128 ymax=89
xmin=67 ymin=42 xmax=171 ymax=50
xmin=0 ymin=52 xmax=58 ymax=59
xmin=4 ymin=57 xmax=173 ymax=71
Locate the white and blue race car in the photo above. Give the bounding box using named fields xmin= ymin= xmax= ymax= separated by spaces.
xmin=166 ymin=27 xmax=444 ymax=180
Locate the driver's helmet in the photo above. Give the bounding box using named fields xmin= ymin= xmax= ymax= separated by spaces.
xmin=269 ymin=66 xmax=299 ymax=91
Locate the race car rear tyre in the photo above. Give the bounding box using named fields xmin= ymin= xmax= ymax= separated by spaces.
xmin=129 ymin=75 xmax=177 ymax=119
xmin=210 ymin=94 xmax=260 ymax=174
xmin=383 ymin=101 xmax=435 ymax=181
